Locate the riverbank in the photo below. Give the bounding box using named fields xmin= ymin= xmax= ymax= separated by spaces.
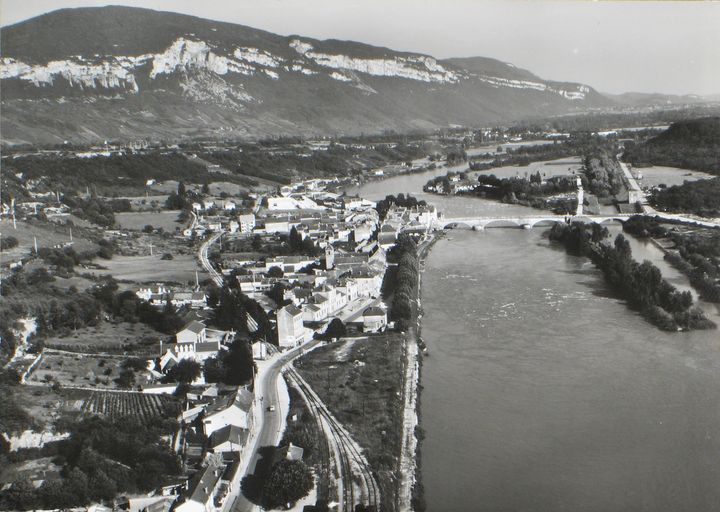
xmin=398 ymin=231 xmax=442 ymax=512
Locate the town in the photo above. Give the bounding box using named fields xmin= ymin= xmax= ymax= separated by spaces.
xmin=0 ymin=160 xmax=440 ymax=512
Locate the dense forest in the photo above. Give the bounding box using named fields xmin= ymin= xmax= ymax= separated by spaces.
xmin=549 ymin=222 xmax=714 ymax=331
xmin=649 ymin=177 xmax=720 ymax=217
xmin=623 ymin=117 xmax=720 ymax=175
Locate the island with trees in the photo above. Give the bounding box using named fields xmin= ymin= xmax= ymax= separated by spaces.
xmin=549 ymin=222 xmax=715 ymax=332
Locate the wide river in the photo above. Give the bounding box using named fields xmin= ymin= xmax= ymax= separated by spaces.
xmin=349 ymin=164 xmax=720 ymax=512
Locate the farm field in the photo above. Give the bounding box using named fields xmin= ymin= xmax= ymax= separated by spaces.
xmin=115 ymin=210 xmax=185 ymax=232
xmin=42 ymin=321 xmax=161 ymax=354
xmin=88 ymin=253 xmax=205 ymax=285
xmin=27 ymin=351 xmax=145 ymax=390
xmin=81 ymin=390 xmax=180 ymax=422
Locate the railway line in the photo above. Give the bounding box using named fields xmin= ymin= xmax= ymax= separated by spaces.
xmin=287 ymin=366 xmax=380 ymax=511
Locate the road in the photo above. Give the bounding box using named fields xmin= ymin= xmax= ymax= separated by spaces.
xmin=230 ymin=339 xmax=321 ymax=512
xmin=198 ymin=231 xmax=223 ymax=286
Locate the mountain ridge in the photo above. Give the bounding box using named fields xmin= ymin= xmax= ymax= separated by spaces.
xmin=1 ymin=6 xmax=614 ymax=144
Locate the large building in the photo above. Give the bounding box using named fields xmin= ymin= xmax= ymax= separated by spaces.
xmin=277 ymin=305 xmax=309 ymax=349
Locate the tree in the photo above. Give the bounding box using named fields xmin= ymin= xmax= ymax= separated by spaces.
xmin=201 ymin=182 xmax=210 ymax=194
xmin=177 ymin=181 xmax=186 ymax=197
xmin=267 ymin=266 xmax=284 ymax=278
xmin=115 ymin=368 xmax=135 ymax=388
xmin=261 ymin=460 xmax=313 ymax=509
xmin=324 ymin=318 xmax=346 ymax=340
xmin=164 ymin=359 xmax=201 ymax=384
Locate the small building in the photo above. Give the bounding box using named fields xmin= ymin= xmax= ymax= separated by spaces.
xmin=174 ymin=461 xmax=224 ymax=512
xmin=272 ymin=443 xmax=304 ymax=466
xmin=208 ymin=425 xmax=250 ymax=454
xmin=177 ymin=321 xmax=207 ymax=344
xmin=362 ymin=307 xmax=387 ymax=333
xmin=237 ymin=213 xmax=256 ymax=233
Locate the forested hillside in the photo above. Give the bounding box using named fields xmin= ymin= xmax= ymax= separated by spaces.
xmin=623 ymin=117 xmax=720 ymax=175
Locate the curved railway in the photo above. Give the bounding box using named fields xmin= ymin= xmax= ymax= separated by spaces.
xmin=287 ymin=366 xmax=380 ymax=511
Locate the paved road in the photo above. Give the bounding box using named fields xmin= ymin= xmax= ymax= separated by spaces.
xmin=198 ymin=232 xmax=223 ymax=286
xmin=230 ymin=340 xmax=321 ymax=512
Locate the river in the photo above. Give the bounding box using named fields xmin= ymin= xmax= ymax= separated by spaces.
xmin=350 ymin=165 xmax=720 ymax=512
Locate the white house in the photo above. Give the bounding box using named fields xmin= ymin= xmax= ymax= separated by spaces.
xmin=237 ymin=213 xmax=256 ymax=233
xmin=277 ymin=305 xmax=309 ymax=349
xmin=202 ymin=388 xmax=254 ymax=436
xmin=174 ymin=461 xmax=225 ymax=512
xmin=177 ymin=321 xmax=207 ymax=344
xmin=208 ymin=425 xmax=250 ymax=454
xmin=362 ymin=307 xmax=387 ymax=333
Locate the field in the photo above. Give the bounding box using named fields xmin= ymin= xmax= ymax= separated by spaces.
xmin=0 ymin=218 xmax=97 ymax=264
xmin=27 ymin=351 xmax=140 ymax=390
xmin=470 ymin=156 xmax=583 ymax=180
xmin=82 ymin=390 xmax=180 ymax=422
xmin=88 ymin=253 xmax=206 ymax=285
xmin=42 ymin=321 xmax=161 ymax=354
xmin=10 ymin=386 xmax=92 ymax=430
xmin=295 ymin=334 xmax=406 ymax=478
xmin=115 ymin=210 xmax=185 ymax=232
xmin=636 ymin=165 xmax=715 ymax=188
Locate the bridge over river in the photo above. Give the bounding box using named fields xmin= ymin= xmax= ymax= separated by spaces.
xmin=434 ymin=214 xmax=632 ymax=230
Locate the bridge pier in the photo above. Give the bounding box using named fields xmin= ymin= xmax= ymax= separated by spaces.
xmin=472 ymin=225 xmax=484 ymax=231
xmin=522 ymin=224 xmax=532 ymax=230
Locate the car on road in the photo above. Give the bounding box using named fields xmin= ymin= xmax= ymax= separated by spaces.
xmin=267 ymin=405 xmax=276 ymax=412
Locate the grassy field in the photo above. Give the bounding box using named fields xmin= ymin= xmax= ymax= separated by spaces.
xmin=0 ymin=218 xmax=97 ymax=263
xmin=88 ymin=253 xmax=205 ymax=285
xmin=27 ymin=351 xmax=140 ymax=390
xmin=115 ymin=210 xmax=185 ymax=232
xmin=43 ymin=321 xmax=160 ymax=354
xmin=294 ymin=334 xmax=406 ymax=508
xmin=11 ymin=385 xmax=92 ymax=430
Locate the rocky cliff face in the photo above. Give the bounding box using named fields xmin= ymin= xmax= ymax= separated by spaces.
xmin=0 ymin=6 xmax=611 ymax=144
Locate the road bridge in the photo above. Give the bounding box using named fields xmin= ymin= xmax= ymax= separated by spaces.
xmin=434 ymin=214 xmax=632 ymax=230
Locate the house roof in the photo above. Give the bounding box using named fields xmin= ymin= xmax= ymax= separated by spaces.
xmin=235 ymin=387 xmax=254 ymax=412
xmin=195 ymin=341 xmax=221 ymax=353
xmin=209 ymin=425 xmax=249 ymax=450
xmin=181 ymin=320 xmax=206 ymax=334
xmin=273 ymin=443 xmax=304 ymax=465
xmin=281 ymin=304 xmax=303 ymax=317
xmin=187 ymin=462 xmax=223 ymax=505
xmin=363 ymin=307 xmax=385 ymax=317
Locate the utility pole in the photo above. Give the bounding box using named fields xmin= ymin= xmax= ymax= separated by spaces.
xmin=33 ymin=236 xmax=38 ymax=254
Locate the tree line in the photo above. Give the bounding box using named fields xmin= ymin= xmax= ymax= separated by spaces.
xmin=383 ymin=234 xmax=419 ymax=332
xmin=623 ymin=215 xmax=720 ymax=303
xmin=549 ymin=222 xmax=715 ymax=331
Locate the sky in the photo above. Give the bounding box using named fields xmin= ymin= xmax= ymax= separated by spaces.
xmin=1 ymin=0 xmax=719 ymax=96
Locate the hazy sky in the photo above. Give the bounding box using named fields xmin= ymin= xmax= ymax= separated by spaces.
xmin=2 ymin=0 xmax=719 ymax=95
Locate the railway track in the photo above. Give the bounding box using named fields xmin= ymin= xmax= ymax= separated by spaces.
xmin=287 ymin=366 xmax=380 ymax=511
